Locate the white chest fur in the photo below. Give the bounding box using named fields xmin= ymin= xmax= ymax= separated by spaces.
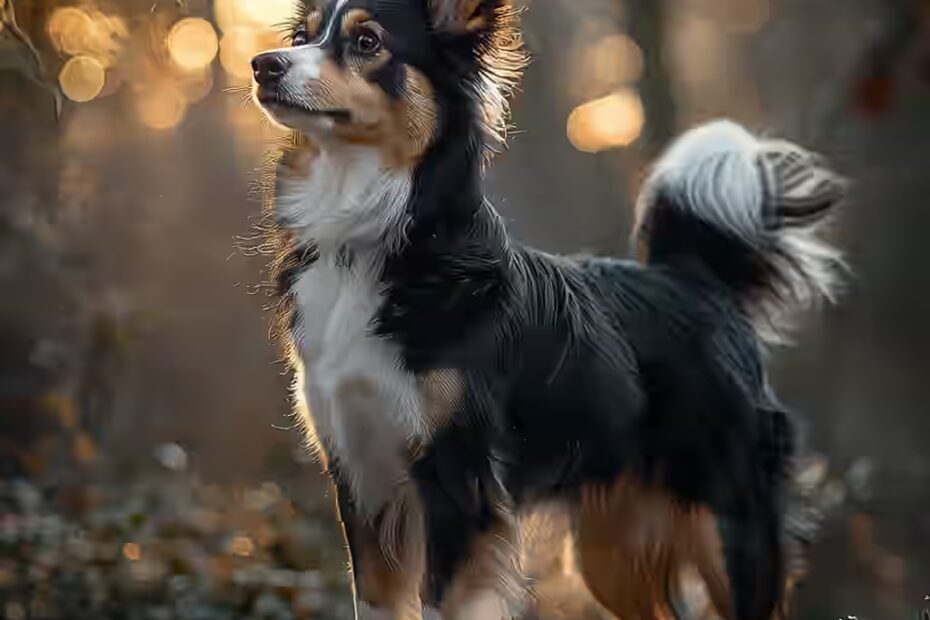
xmin=291 ymin=257 xmax=426 ymax=514
xmin=279 ymin=145 xmax=424 ymax=516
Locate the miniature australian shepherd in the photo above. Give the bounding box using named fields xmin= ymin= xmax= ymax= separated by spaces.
xmin=249 ymin=1 xmax=845 ymax=618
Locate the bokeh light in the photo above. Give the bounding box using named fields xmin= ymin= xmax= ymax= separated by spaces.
xmin=592 ymin=35 xmax=644 ymax=84
xmin=122 ymin=542 xmax=142 ymax=561
xmin=220 ymin=27 xmax=281 ymax=82
xmin=176 ymin=68 xmax=215 ymax=104
xmin=570 ymin=33 xmax=645 ymax=101
xmin=47 ymin=6 xmax=127 ymax=68
xmin=214 ymin=0 xmax=252 ymax=34
xmin=215 ymin=0 xmax=297 ymax=33
xmin=238 ymin=0 xmax=298 ymax=29
xmin=567 ymin=89 xmax=645 ymax=153
xmin=230 ymin=534 xmax=255 ymax=557
xmin=59 ymin=55 xmax=106 ymax=103
xmin=576 ymin=34 xmax=644 ymax=96
xmin=167 ymin=18 xmax=219 ymax=72
xmin=214 ymin=0 xmax=290 ymax=83
xmin=133 ymin=83 xmax=188 ymax=130
xmin=47 ymin=7 xmax=94 ymax=55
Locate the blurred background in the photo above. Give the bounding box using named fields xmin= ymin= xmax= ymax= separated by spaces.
xmin=0 ymin=0 xmax=928 ymax=618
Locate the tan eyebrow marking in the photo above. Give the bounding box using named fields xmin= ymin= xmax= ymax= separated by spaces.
xmin=341 ymin=8 xmax=375 ymax=35
xmin=305 ymin=9 xmax=323 ymax=38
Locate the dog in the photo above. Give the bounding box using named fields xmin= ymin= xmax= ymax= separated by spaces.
xmin=249 ymin=1 xmax=845 ymax=618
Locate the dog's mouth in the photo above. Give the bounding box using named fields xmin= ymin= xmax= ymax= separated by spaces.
xmin=256 ymin=92 xmax=352 ymax=123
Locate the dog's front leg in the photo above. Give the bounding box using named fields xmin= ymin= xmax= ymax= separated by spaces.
xmin=333 ymin=470 xmax=426 ymax=620
xmin=412 ymin=445 xmax=524 ymax=620
xmin=424 ymin=510 xmax=521 ymax=620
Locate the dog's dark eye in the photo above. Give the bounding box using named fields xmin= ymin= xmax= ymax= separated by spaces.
xmin=292 ymin=29 xmax=310 ymax=47
xmin=353 ymin=28 xmax=381 ymax=55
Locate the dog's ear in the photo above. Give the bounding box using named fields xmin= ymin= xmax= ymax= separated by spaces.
xmin=428 ymin=0 xmax=511 ymax=34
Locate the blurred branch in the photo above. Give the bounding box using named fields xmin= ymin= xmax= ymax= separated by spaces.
xmin=0 ymin=0 xmax=62 ymax=117
xmin=626 ymin=0 xmax=676 ymax=155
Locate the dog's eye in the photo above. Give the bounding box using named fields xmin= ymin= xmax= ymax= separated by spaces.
xmin=292 ymin=28 xmax=310 ymax=47
xmin=352 ymin=28 xmax=381 ymax=55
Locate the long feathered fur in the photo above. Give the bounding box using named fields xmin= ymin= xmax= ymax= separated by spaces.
xmin=250 ymin=3 xmax=848 ymax=618
xmin=634 ymin=120 xmax=846 ymax=341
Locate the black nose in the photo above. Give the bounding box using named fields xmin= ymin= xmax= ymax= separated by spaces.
xmin=251 ymin=52 xmax=290 ymax=86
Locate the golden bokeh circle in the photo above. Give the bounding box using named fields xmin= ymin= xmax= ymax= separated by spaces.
xmin=47 ymin=7 xmax=94 ymax=56
xmin=168 ymin=17 xmax=219 ymax=71
xmin=567 ymin=89 xmax=645 ymax=153
xmin=220 ymin=27 xmax=281 ymax=82
xmin=59 ymin=55 xmax=106 ymax=103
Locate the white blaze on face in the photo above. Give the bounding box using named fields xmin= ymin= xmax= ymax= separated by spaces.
xmin=275 ymin=0 xmax=351 ymax=83
xmin=316 ymin=0 xmax=351 ymax=46
xmin=289 ymin=46 xmax=326 ymax=80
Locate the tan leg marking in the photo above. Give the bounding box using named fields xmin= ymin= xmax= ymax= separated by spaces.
xmin=440 ymin=518 xmax=524 ymax=620
xmin=574 ymin=477 xmax=732 ymax=620
xmin=339 ymin=483 xmax=427 ymax=620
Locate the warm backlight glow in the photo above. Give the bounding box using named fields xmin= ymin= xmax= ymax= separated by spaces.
xmin=133 ymin=84 xmax=188 ymax=130
xmin=220 ymin=28 xmax=280 ymax=82
xmin=168 ymin=18 xmax=219 ymax=71
xmin=176 ymin=68 xmax=215 ymax=104
xmin=47 ymin=6 xmax=126 ymax=68
xmin=215 ymin=0 xmax=297 ymax=33
xmin=589 ymin=34 xmax=644 ymax=84
xmin=214 ymin=0 xmax=250 ymax=34
xmin=571 ymin=33 xmax=645 ymax=100
xmin=213 ymin=0 xmax=297 ymax=33
xmin=59 ymin=55 xmax=106 ymax=103
xmin=47 ymin=7 xmax=94 ymax=55
xmin=239 ymin=0 xmax=297 ymax=29
xmin=567 ymin=89 xmax=645 ymax=153
xmin=214 ymin=0 xmax=289 ymax=82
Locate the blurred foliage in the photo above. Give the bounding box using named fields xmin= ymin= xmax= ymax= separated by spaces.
xmin=1 ymin=0 xmax=929 ymax=618
xmin=0 ymin=468 xmax=353 ymax=620
xmin=0 ymin=0 xmax=61 ymax=115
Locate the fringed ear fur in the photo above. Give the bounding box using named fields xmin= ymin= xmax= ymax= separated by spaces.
xmin=428 ymin=0 xmax=509 ymax=33
xmin=427 ymin=0 xmax=527 ymax=154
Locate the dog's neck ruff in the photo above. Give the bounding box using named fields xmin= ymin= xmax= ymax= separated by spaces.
xmin=276 ymin=143 xmax=412 ymax=258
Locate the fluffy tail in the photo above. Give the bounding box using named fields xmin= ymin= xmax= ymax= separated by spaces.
xmin=635 ymin=120 xmax=846 ymax=340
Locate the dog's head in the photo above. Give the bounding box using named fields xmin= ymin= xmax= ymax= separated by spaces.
xmin=251 ymin=0 xmax=525 ymax=165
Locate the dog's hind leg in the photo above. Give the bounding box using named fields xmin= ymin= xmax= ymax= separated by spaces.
xmin=715 ymin=507 xmax=784 ymax=620
xmin=573 ymin=478 xmax=686 ymax=620
xmin=573 ymin=477 xmax=737 ymax=620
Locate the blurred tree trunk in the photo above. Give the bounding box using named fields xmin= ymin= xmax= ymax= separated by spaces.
xmin=0 ymin=1 xmax=121 ymax=488
xmin=627 ymin=0 xmax=677 ymax=155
